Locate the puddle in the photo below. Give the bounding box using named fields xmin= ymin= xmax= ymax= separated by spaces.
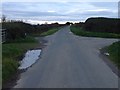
xmin=18 ymin=49 xmax=41 ymax=69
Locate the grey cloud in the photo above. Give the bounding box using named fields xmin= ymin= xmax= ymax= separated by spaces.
xmin=3 ymin=10 xmax=66 ymax=17
xmin=90 ymin=2 xmax=118 ymax=8
xmin=2 ymin=2 xmax=118 ymax=22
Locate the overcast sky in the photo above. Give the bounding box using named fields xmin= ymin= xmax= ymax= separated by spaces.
xmin=1 ymin=0 xmax=119 ymax=24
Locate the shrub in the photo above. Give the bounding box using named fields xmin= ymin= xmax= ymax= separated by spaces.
xmin=84 ymin=17 xmax=120 ymax=34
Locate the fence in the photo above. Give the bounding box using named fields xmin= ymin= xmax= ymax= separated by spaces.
xmin=1 ymin=29 xmax=6 ymax=43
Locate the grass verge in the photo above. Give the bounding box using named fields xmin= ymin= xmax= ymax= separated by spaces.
xmin=0 ymin=43 xmax=2 ymax=88
xmin=40 ymin=27 xmax=60 ymax=36
xmin=106 ymin=41 xmax=120 ymax=68
xmin=2 ymin=36 xmax=38 ymax=83
xmin=70 ymin=26 xmax=120 ymax=38
xmin=6 ymin=36 xmax=37 ymax=43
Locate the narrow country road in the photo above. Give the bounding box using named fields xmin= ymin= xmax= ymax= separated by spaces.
xmin=14 ymin=26 xmax=118 ymax=88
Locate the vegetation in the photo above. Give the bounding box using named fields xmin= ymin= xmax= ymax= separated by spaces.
xmin=0 ymin=43 xmax=2 ymax=86
xmin=2 ymin=37 xmax=38 ymax=83
xmin=2 ymin=20 xmax=65 ymax=83
xmin=5 ymin=36 xmax=37 ymax=43
xmin=107 ymin=41 xmax=120 ymax=68
xmin=70 ymin=26 xmax=120 ymax=38
xmin=84 ymin=17 xmax=119 ymax=34
xmin=73 ymin=17 xmax=120 ymax=34
xmin=71 ymin=17 xmax=120 ymax=68
xmin=40 ymin=27 xmax=60 ymax=36
xmin=1 ymin=21 xmax=65 ymax=42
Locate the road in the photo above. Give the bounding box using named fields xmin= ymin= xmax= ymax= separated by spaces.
xmin=14 ymin=26 xmax=118 ymax=88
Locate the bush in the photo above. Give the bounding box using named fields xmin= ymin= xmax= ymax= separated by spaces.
xmin=2 ymin=21 xmax=65 ymax=42
xmin=84 ymin=17 xmax=120 ymax=34
xmin=70 ymin=26 xmax=120 ymax=38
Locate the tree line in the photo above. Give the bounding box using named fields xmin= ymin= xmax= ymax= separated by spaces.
xmin=74 ymin=17 xmax=120 ymax=34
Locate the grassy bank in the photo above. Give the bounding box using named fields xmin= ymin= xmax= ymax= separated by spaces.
xmin=106 ymin=41 xmax=120 ymax=68
xmin=30 ymin=27 xmax=61 ymax=37
xmin=6 ymin=36 xmax=37 ymax=43
xmin=2 ymin=36 xmax=38 ymax=83
xmin=0 ymin=43 xmax=2 ymax=87
xmin=40 ymin=27 xmax=60 ymax=36
xmin=70 ymin=26 xmax=120 ymax=38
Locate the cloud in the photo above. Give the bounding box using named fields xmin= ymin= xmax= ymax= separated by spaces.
xmin=3 ymin=10 xmax=65 ymax=17
xmin=47 ymin=10 xmax=56 ymax=13
xmin=2 ymin=0 xmax=119 ymax=2
xmin=2 ymin=2 xmax=118 ymax=23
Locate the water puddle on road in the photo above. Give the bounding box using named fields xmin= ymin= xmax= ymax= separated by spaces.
xmin=18 ymin=49 xmax=41 ymax=69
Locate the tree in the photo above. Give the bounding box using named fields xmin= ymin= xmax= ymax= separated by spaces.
xmin=2 ymin=15 xmax=6 ymax=22
xmin=66 ymin=22 xmax=71 ymax=25
xmin=66 ymin=22 xmax=73 ymax=25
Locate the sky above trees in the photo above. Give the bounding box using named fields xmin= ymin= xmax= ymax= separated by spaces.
xmin=2 ymin=0 xmax=119 ymax=24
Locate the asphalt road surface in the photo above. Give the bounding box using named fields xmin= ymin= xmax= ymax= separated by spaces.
xmin=14 ymin=26 xmax=118 ymax=88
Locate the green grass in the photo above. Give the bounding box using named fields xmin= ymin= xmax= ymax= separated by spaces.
xmin=6 ymin=36 xmax=37 ymax=43
xmin=0 ymin=43 xmax=2 ymax=88
xmin=70 ymin=26 xmax=120 ymax=38
xmin=2 ymin=37 xmax=38 ymax=83
xmin=40 ymin=28 xmax=60 ymax=36
xmin=31 ymin=27 xmax=62 ymax=37
xmin=2 ymin=58 xmax=19 ymax=83
xmin=107 ymin=41 xmax=120 ymax=68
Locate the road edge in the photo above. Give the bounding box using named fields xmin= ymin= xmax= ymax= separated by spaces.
xmin=99 ymin=47 xmax=120 ymax=77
